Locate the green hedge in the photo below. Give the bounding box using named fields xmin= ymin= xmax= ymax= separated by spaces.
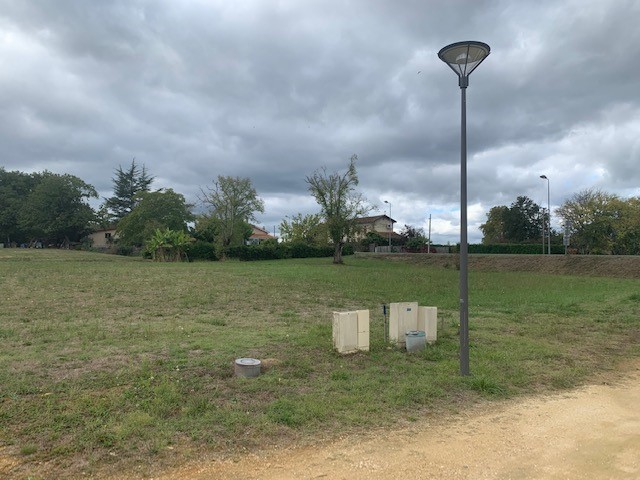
xmin=465 ymin=243 xmax=565 ymax=254
xmin=227 ymin=243 xmax=354 ymax=261
xmin=181 ymin=241 xmax=355 ymax=262
xmin=185 ymin=240 xmax=217 ymax=261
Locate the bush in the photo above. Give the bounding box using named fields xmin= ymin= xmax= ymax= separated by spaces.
xmin=115 ymin=245 xmax=136 ymax=256
xmin=226 ymin=242 xmax=354 ymax=261
xmin=465 ymin=244 xmax=565 ymax=254
xmin=185 ymin=240 xmax=217 ymax=261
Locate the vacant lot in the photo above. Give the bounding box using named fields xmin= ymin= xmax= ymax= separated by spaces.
xmin=359 ymin=251 xmax=640 ymax=278
xmin=1 ymin=250 xmax=639 ymax=479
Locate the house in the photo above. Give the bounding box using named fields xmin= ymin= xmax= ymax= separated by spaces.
xmin=354 ymin=215 xmax=403 ymax=242
xmin=87 ymin=227 xmax=117 ymax=248
xmin=247 ymin=225 xmax=276 ymax=245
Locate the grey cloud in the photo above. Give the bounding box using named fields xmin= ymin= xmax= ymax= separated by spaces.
xmin=1 ymin=0 xmax=639 ymax=244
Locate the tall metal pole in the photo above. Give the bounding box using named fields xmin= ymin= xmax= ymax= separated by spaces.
xmin=388 ymin=203 xmax=392 ymax=251
xmin=546 ymin=179 xmax=551 ymax=255
xmin=540 ymin=175 xmax=551 ymax=255
xmin=459 ymin=83 xmax=469 ymax=376
xmin=542 ymin=207 xmax=547 ymax=255
xmin=427 ymin=213 xmax=432 ymax=253
xmin=439 ymin=40 xmax=490 ymax=377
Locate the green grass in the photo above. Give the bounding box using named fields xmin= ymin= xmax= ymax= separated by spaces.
xmin=1 ymin=249 xmax=639 ymax=477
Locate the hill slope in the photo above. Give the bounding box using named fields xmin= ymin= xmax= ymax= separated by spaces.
xmin=356 ymin=253 xmax=640 ymax=278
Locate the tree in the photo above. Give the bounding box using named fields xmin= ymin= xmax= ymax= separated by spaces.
xmin=103 ymin=159 xmax=154 ymax=222
xmin=359 ymin=231 xmax=387 ymax=250
xmin=557 ymin=189 xmax=620 ymax=254
xmin=480 ymin=197 xmax=543 ymax=244
xmin=116 ymin=189 xmax=193 ymax=247
xmin=480 ymin=205 xmax=508 ymax=244
xmin=400 ymin=224 xmax=429 ymax=249
xmin=19 ymin=172 xmax=98 ymax=246
xmin=145 ymin=228 xmax=192 ymax=262
xmin=612 ymin=197 xmax=640 ymax=255
xmin=503 ymin=196 xmax=543 ymax=243
xmin=200 ymin=176 xmax=265 ymax=257
xmin=400 ymin=224 xmax=427 ymax=242
xmin=279 ymin=213 xmax=326 ymax=245
xmin=0 ymin=169 xmax=42 ymax=245
xmin=306 ymin=155 xmax=370 ymax=264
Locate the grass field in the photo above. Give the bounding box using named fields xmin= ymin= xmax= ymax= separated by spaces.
xmin=1 ymin=249 xmax=639 ymax=478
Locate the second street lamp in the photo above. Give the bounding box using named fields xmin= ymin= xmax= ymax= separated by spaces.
xmin=384 ymin=200 xmax=392 ymax=251
xmin=439 ymin=41 xmax=490 ymax=376
xmin=540 ymin=175 xmax=550 ymax=255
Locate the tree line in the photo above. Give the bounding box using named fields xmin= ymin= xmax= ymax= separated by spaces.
xmin=1 ymin=156 xmax=374 ymax=263
xmin=0 ymin=160 xmax=263 ymax=258
xmin=480 ymin=190 xmax=640 ymax=254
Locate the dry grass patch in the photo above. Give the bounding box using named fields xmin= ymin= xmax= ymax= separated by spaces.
xmin=1 ymin=249 xmax=639 ymax=479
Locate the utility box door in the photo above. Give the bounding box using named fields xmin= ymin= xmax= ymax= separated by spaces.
xmin=356 ymin=309 xmax=370 ymax=351
xmin=389 ymin=302 xmax=418 ymax=346
xmin=333 ymin=310 xmax=369 ymax=353
xmin=333 ymin=311 xmax=358 ymax=353
xmin=418 ymin=306 xmax=438 ymax=344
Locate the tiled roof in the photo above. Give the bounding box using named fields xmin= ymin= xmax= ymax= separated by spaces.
xmin=249 ymin=224 xmax=275 ymax=239
xmin=355 ymin=215 xmax=396 ymax=224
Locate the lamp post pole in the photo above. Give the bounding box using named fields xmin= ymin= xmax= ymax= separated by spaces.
xmin=541 ymin=208 xmax=546 ymax=254
xmin=540 ymin=175 xmax=550 ymax=255
xmin=427 ymin=213 xmax=432 ymax=253
xmin=384 ymin=200 xmax=392 ymax=251
xmin=439 ymin=41 xmax=490 ymax=376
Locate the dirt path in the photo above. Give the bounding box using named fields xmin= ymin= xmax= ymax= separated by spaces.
xmin=153 ymin=360 xmax=640 ymax=480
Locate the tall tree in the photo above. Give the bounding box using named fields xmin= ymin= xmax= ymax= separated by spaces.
xmin=480 ymin=205 xmax=508 ymax=244
xmin=480 ymin=198 xmax=542 ymax=244
xmin=503 ymin=196 xmax=543 ymax=243
xmin=200 ymin=176 xmax=264 ymax=257
xmin=116 ymin=189 xmax=193 ymax=247
xmin=400 ymin=224 xmax=428 ymax=249
xmin=306 ymin=155 xmax=370 ymax=264
xmin=400 ymin=224 xmax=426 ymax=241
xmin=19 ymin=172 xmax=97 ymax=246
xmin=279 ymin=213 xmax=325 ymax=245
xmin=103 ymin=159 xmax=154 ymax=222
xmin=612 ymin=197 xmax=640 ymax=255
xmin=0 ymin=169 xmax=42 ymax=244
xmin=556 ymin=189 xmax=620 ymax=254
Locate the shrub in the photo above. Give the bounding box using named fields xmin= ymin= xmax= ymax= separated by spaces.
xmin=185 ymin=240 xmax=217 ymax=261
xmin=115 ymin=245 xmax=136 ymax=256
xmin=226 ymin=242 xmax=353 ymax=261
xmin=461 ymin=244 xmax=565 ymax=254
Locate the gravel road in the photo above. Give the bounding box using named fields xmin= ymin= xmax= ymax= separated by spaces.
xmin=153 ymin=360 xmax=640 ymax=480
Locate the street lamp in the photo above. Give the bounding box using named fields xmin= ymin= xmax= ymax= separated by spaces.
xmin=540 ymin=175 xmax=550 ymax=255
xmin=384 ymin=200 xmax=392 ymax=251
xmin=427 ymin=213 xmax=432 ymax=254
xmin=439 ymin=41 xmax=490 ymax=376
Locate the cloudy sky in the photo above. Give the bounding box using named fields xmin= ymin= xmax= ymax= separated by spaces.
xmin=2 ymin=0 xmax=639 ymax=243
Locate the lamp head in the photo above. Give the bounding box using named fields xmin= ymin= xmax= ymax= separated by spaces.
xmin=540 ymin=175 xmax=548 ymax=180
xmin=438 ymin=41 xmax=490 ymax=87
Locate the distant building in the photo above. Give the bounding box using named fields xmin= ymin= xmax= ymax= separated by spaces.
xmin=354 ymin=215 xmax=403 ymax=242
xmin=247 ymin=225 xmax=276 ymax=245
xmin=87 ymin=227 xmax=117 ymax=248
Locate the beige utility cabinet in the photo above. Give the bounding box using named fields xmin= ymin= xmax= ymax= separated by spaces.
xmin=418 ymin=306 xmax=438 ymax=344
xmin=389 ymin=302 xmax=438 ymax=347
xmin=389 ymin=302 xmax=418 ymax=346
xmin=332 ymin=310 xmax=370 ymax=354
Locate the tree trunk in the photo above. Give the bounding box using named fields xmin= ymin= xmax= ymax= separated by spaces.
xmin=333 ymin=243 xmax=343 ymax=264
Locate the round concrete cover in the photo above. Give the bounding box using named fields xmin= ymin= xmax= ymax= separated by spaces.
xmin=235 ymin=358 xmax=261 ymax=366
